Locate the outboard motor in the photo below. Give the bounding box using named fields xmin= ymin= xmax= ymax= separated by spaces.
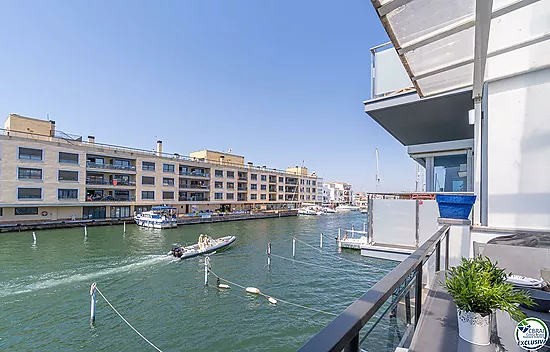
xmin=172 ymin=247 xmax=183 ymax=258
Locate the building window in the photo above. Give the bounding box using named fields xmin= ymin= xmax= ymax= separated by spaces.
xmin=226 ymin=171 xmax=235 ymax=179
xmin=142 ymin=161 xmax=156 ymax=171
xmin=135 ymin=205 xmax=152 ymax=214
xmin=312 ymin=195 xmax=316 ymax=200
xmin=306 ymin=195 xmax=310 ymax=200
xmin=300 ymin=179 xmax=304 ymax=185
xmin=0 ymin=208 xmax=2 ymax=216
xmin=312 ymin=180 xmax=316 ymax=186
xmin=59 ymin=152 xmax=79 ymax=164
xmin=110 ymin=206 xmax=130 ymax=218
xmin=163 ymin=177 xmax=175 ymax=186
xmin=141 ymin=191 xmax=155 ymax=200
xmin=18 ymin=147 xmax=43 ymax=161
xmin=113 ymin=159 xmax=131 ymax=168
xmin=215 ymin=170 xmax=224 ymax=177
xmin=260 ymin=194 xmax=267 ymax=200
xmin=251 ymin=174 xmax=257 ymax=181
xmin=260 ymin=175 xmax=267 ymax=181
xmin=214 ymin=192 xmax=223 ymax=200
xmin=58 ymin=189 xmax=78 ymax=199
xmin=226 ymin=182 xmax=234 ymax=189
xmin=58 ymin=170 xmax=79 ymax=182
xmin=260 ymin=185 xmax=267 ymax=191
xmin=306 ymin=180 xmax=311 ymax=185
xmin=250 ymin=194 xmax=257 ymax=200
xmin=312 ymin=188 xmax=316 ymax=193
xmin=215 ymin=181 xmax=223 ymax=189
xmin=15 ymin=207 xmax=39 ymax=215
xmin=162 ymin=191 xmax=174 ymax=200
xmin=278 ymin=194 xmax=283 ymax=200
xmin=17 ymin=188 xmax=42 ymax=199
xmin=250 ymin=184 xmax=257 ymax=190
xmin=163 ymin=164 xmax=175 ymax=173
xmin=83 ymin=206 xmax=106 ymax=219
xmin=226 ymin=193 xmax=234 ymax=200
xmin=18 ymin=167 xmax=42 ymax=180
xmin=142 ymin=176 xmax=155 ymax=185
xmin=278 ymin=185 xmax=283 ymax=192
xmin=306 ymin=188 xmax=310 ymax=193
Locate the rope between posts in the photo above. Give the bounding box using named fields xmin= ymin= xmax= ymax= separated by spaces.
xmin=270 ymin=253 xmax=374 ymax=275
xmin=209 ymin=269 xmax=338 ymax=317
xmin=95 ymin=287 xmax=163 ymax=352
xmin=294 ymin=237 xmax=375 ymax=269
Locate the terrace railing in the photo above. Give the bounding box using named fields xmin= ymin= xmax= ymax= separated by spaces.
xmin=298 ymin=225 xmax=450 ymax=352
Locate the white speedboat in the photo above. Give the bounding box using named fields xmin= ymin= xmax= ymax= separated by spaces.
xmin=135 ymin=206 xmax=178 ymax=229
xmin=338 ymin=235 xmax=369 ymax=249
xmin=298 ymin=207 xmax=322 ymax=215
xmin=170 ymin=235 xmax=236 ymax=259
xmin=321 ymin=207 xmax=337 ymax=213
xmin=335 ymin=205 xmax=361 ymax=212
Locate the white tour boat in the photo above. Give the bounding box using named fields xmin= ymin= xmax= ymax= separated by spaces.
xmin=134 ymin=206 xmax=178 ymax=229
xmin=335 ymin=205 xmax=361 ymax=212
xmin=298 ymin=207 xmax=322 ymax=215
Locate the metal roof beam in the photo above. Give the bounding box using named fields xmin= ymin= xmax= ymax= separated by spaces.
xmin=398 ymin=0 xmax=540 ymax=55
xmin=376 ymin=0 xmax=413 ymax=17
xmin=472 ymin=0 xmax=493 ymax=98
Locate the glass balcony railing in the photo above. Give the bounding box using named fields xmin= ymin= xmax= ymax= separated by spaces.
xmin=179 ymin=184 xmax=209 ymax=190
xmin=86 ymin=179 xmax=136 ymax=186
xmin=370 ymin=42 xmax=415 ymax=100
xmin=178 ymin=196 xmax=210 ymax=201
xmin=86 ymin=161 xmax=136 ymax=171
xmin=179 ymin=171 xmax=210 ymax=178
xmin=85 ymin=196 xmax=136 ymax=202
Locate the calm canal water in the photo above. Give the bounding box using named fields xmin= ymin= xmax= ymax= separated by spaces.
xmin=0 ymin=213 xmax=397 ymax=351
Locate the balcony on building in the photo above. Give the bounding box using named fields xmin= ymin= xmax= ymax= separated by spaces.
xmin=85 ymin=189 xmax=135 ymax=202
xmin=237 ymin=182 xmax=247 ymax=192
xmin=285 ymin=177 xmax=298 ymax=185
xmin=86 ymin=155 xmax=136 ymax=172
xmin=269 ymin=175 xmax=277 ymax=183
xmin=178 ymin=165 xmax=210 ymax=178
xmin=86 ymin=172 xmax=136 ymax=187
xmin=237 ymin=194 xmax=247 ymax=202
xmin=178 ymin=191 xmax=209 ymax=202
xmin=237 ymin=172 xmax=248 ymax=181
xmin=179 ymin=180 xmax=209 ymax=190
xmin=268 ymin=185 xmax=277 ymax=193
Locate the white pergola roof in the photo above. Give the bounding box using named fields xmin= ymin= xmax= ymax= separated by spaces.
xmin=372 ymin=0 xmax=550 ymax=97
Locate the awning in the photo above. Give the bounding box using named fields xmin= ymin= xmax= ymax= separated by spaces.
xmin=372 ymin=0 xmax=550 ymax=97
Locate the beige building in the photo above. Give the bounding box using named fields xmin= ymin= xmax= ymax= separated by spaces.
xmin=0 ymin=114 xmax=320 ymax=222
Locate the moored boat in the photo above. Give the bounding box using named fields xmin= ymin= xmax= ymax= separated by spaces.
xmin=135 ymin=206 xmax=178 ymax=229
xmin=297 ymin=207 xmax=322 ymax=215
xmin=170 ymin=234 xmax=236 ymax=260
xmin=321 ymin=207 xmax=337 ymax=213
xmin=335 ymin=205 xmax=361 ymax=212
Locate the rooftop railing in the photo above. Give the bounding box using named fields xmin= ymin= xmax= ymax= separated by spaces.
xmin=299 ymin=225 xmax=450 ymax=352
xmin=0 ymin=128 xmax=318 ymax=178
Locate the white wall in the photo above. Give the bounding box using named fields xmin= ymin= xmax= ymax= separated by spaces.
xmin=487 ymin=67 xmax=550 ymax=230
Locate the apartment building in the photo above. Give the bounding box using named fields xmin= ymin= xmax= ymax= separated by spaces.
xmin=325 ymin=182 xmax=353 ymax=205
xmin=0 ymin=114 xmax=319 ymax=222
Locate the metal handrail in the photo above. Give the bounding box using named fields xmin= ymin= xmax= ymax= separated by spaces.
xmin=298 ymin=225 xmax=450 ymax=352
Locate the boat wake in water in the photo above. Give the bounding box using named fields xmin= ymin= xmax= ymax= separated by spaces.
xmin=0 ymin=255 xmax=170 ymax=298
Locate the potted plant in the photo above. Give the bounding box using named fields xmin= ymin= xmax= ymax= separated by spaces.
xmin=442 ymin=256 xmax=534 ymax=345
xmin=435 ymin=194 xmax=476 ymax=220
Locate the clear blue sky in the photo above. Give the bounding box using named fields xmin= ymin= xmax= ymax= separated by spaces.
xmin=0 ymin=0 xmax=417 ymax=192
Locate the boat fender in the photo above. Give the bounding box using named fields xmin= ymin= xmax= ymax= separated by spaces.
xmin=245 ymin=287 xmax=260 ymax=294
xmin=267 ymin=297 xmax=277 ymax=305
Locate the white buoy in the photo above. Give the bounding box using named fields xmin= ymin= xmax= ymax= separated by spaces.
xmin=218 ymin=283 xmax=230 ymax=289
xmin=267 ymin=296 xmax=278 ymax=305
xmin=90 ymin=282 xmax=97 ymax=324
xmin=292 ymin=237 xmax=296 ymax=258
xmin=204 ymin=256 xmax=209 ymax=286
xmin=32 ymin=232 xmax=36 ymax=244
xmin=245 ymin=287 xmax=260 ymax=294
xmin=320 ymin=232 xmax=323 ymax=248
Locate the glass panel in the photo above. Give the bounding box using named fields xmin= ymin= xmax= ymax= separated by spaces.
xmin=404 ymin=26 xmax=474 ymax=76
xmin=386 ymin=0 xmax=475 ymax=45
xmin=434 ymin=154 xmax=468 ymax=192
xmin=416 ymin=63 xmax=473 ymax=96
xmin=488 ymin=1 xmax=550 ymax=54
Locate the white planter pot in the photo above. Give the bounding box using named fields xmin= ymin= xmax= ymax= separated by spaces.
xmin=457 ymin=309 xmax=491 ymax=346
